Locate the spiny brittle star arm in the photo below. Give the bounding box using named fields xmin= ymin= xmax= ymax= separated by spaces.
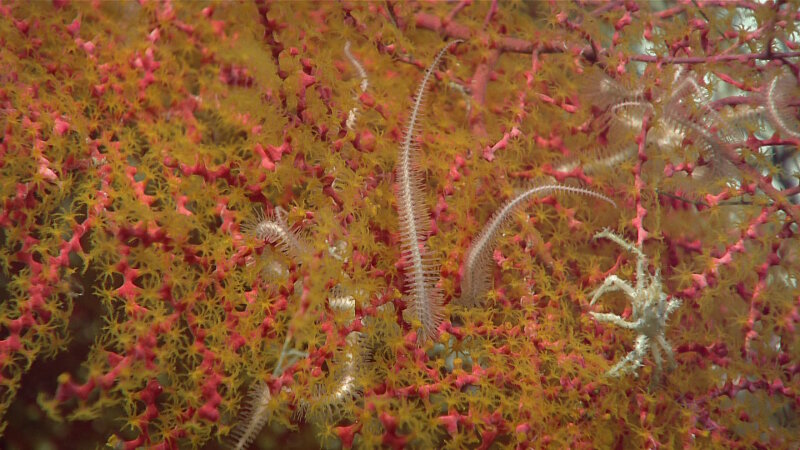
xmin=395 ymin=39 xmax=463 ymax=344
xmin=459 ymin=184 xmax=616 ymax=307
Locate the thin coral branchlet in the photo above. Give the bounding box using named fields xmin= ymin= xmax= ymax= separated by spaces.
xmin=589 ymin=229 xmax=681 ymax=387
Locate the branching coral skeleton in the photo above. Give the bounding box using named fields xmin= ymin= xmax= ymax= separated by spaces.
xmin=589 ymin=230 xmax=681 ymax=386
xmin=7 ymin=2 xmax=800 ymax=448
xmin=228 ymin=31 xmax=790 ymax=450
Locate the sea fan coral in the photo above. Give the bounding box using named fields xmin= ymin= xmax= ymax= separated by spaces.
xmin=1 ymin=2 xmax=799 ymax=449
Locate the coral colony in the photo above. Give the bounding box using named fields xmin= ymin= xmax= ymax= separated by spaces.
xmin=3 ymin=1 xmax=800 ymax=449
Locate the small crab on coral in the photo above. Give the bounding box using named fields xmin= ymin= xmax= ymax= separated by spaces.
xmin=589 ymin=230 xmax=681 ymax=387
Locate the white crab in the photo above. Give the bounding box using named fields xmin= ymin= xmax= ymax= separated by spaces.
xmin=589 ymin=230 xmax=681 ymax=385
